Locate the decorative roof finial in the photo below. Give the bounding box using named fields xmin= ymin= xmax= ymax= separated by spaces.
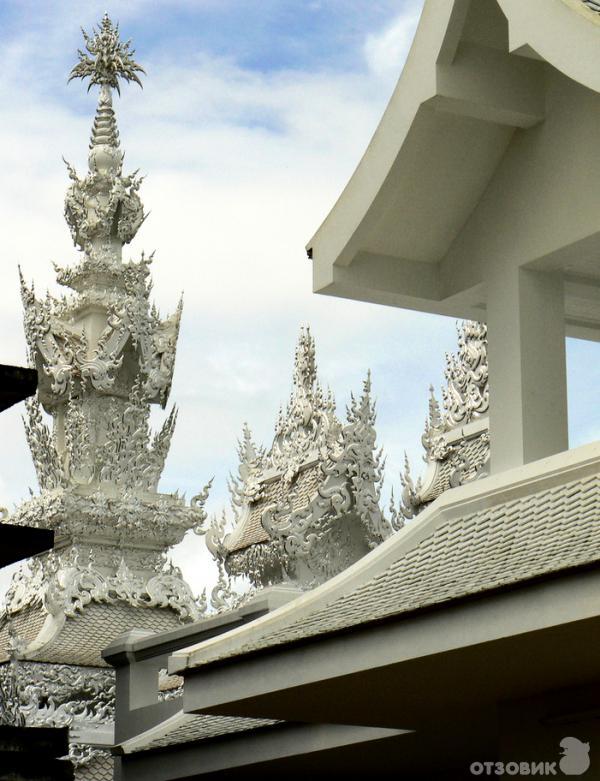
xmin=68 ymin=12 xmax=145 ymax=95
xmin=293 ymin=326 xmax=317 ymax=391
xmin=62 ymin=13 xmax=147 ymax=253
xmin=442 ymin=320 xmax=488 ymax=427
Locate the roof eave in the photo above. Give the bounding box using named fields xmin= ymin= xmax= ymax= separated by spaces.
xmin=308 ymin=0 xmax=600 ymax=324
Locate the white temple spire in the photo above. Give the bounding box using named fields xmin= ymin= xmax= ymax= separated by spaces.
xmin=1 ymin=17 xmax=211 ymax=771
xmin=63 ymin=13 xmax=146 ymax=257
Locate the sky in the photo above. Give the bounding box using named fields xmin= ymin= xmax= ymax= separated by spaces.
xmin=0 ymin=0 xmax=599 ymax=599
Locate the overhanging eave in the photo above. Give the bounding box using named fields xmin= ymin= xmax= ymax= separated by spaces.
xmin=308 ymin=0 xmax=600 ymax=331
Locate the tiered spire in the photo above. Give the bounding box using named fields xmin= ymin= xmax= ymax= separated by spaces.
xmin=13 ymin=11 xmax=210 ymax=616
xmin=63 ymin=15 xmax=146 ymax=257
xmin=2 ymin=16 xmax=211 ymax=770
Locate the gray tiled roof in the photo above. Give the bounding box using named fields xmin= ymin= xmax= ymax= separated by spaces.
xmin=226 ymin=464 xmax=320 ymax=552
xmin=582 ymin=0 xmax=600 ymax=13
xmin=422 ymin=428 xmax=489 ymax=503
xmin=8 ymin=603 xmax=182 ymax=667
xmin=0 ymin=606 xmax=47 ymax=660
xmin=126 ymin=712 xmax=279 ymax=754
xmin=186 ymin=466 xmax=600 ymax=667
xmin=75 ymin=754 xmax=113 ymax=781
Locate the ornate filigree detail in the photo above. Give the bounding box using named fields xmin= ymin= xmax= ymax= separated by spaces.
xmin=69 ymin=745 xmax=112 ymax=769
xmin=0 ymin=631 xmax=26 ymax=727
xmin=225 ymin=543 xmax=285 ymax=589
xmin=387 ymin=488 xmax=405 ymax=533
xmin=69 ymin=13 xmax=144 ymax=94
xmin=4 ymin=547 xmax=203 ymax=623
xmin=394 ymin=320 xmax=490 ymax=524
xmin=270 ymin=327 xmax=340 ymax=485
xmin=218 ymin=335 xmax=391 ymax=590
xmin=9 ymin=487 xmax=208 ymax=550
xmin=20 ymin=258 xmax=180 ymax=409
xmin=263 ymin=494 xmax=330 ymax=564
xmin=64 ymin=149 xmax=145 ymax=252
xmin=23 ymin=398 xmax=64 ymax=490
xmin=395 ymin=455 xmax=421 ymax=523
xmin=422 ymin=386 xmax=449 ymax=461
xmin=340 ymin=372 xmax=388 ymax=542
xmin=202 ymin=512 xmax=246 ymax=612
xmin=210 ymin=561 xmax=236 ymax=613
xmin=0 ymin=661 xmax=114 ymax=728
xmin=443 ymin=321 xmax=488 ymax=428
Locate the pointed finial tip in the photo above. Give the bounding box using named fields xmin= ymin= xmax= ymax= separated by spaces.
xmin=69 ymin=13 xmax=145 ymax=93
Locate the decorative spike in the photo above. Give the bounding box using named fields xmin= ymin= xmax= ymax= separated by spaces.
xmin=237 ymin=422 xmax=258 ymax=466
xmin=427 ymin=385 xmax=442 ymax=430
xmin=68 ymin=13 xmax=145 ymax=94
xmin=397 ymin=452 xmax=423 ymax=522
xmin=270 ymin=327 xmax=340 ymax=483
xmin=292 ymin=325 xmax=317 ymax=391
xmin=388 ymin=486 xmax=404 ymax=533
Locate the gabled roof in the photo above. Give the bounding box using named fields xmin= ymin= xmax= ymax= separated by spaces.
xmin=210 ymin=328 xmax=393 ymax=589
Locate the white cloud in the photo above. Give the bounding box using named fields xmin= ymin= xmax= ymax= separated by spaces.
xmin=364 ymin=5 xmax=423 ymax=85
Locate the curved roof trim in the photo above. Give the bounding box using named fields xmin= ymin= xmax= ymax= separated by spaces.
xmin=307 ymin=0 xmax=600 ymax=304
xmin=307 ymin=0 xmax=469 ymax=269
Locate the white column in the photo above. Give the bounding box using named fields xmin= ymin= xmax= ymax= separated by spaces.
xmin=487 ymin=266 xmax=567 ymax=473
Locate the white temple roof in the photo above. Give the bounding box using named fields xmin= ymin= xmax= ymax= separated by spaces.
xmin=307 ymin=0 xmax=600 ymax=340
xmin=119 ymin=711 xmax=278 ymax=755
xmin=211 ymin=327 xmax=393 ymax=590
xmin=170 ymin=438 xmax=600 ymax=674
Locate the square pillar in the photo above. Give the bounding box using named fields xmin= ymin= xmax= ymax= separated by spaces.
xmin=487 ymin=266 xmax=568 ymax=473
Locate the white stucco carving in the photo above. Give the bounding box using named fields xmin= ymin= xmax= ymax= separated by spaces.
xmin=396 ymin=321 xmax=490 ymax=522
xmin=210 ymin=329 xmax=393 ymax=590
xmin=442 ymin=321 xmax=489 ymax=429
xmin=0 ymin=16 xmax=210 ymax=777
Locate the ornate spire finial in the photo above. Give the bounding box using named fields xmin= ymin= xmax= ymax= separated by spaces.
xmin=69 ymin=13 xmax=145 ymax=95
xmin=293 ymin=326 xmax=316 ymax=391
xmin=346 ymin=370 xmax=375 ymax=428
xmin=63 ymin=14 xmax=146 ymax=253
xmin=271 ymin=327 xmax=339 ymax=485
